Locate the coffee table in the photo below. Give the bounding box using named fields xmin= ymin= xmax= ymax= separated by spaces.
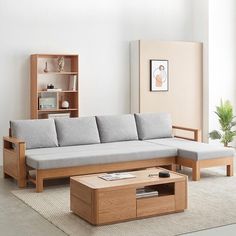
xmin=70 ymin=168 xmax=187 ymax=225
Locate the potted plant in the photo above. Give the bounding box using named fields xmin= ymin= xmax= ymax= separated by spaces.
xmin=209 ymin=100 xmax=236 ymax=147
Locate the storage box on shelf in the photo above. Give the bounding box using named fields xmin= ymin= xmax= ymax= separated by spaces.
xmin=30 ymin=54 xmax=79 ymax=119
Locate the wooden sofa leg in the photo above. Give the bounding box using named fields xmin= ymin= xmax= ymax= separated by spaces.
xmin=227 ymin=163 xmax=234 ymax=177
xmin=170 ymin=164 xmax=177 ymax=172
xmin=192 ymin=161 xmax=200 ymax=181
xmin=36 ymin=171 xmax=44 ymax=193
xmin=178 ymin=165 xmax=182 ymax=171
xmin=18 ymin=178 xmax=27 ymax=188
xmin=3 ymin=172 xmax=11 ymax=178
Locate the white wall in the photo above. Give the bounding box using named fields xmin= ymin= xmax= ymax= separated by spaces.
xmin=0 ymin=0 xmax=194 ymax=164
xmin=209 ymin=0 xmax=236 ymax=136
xmin=192 ymin=0 xmax=209 ymax=142
xmin=192 ymin=0 xmax=236 ymax=145
xmin=208 ymin=0 xmax=236 ymax=146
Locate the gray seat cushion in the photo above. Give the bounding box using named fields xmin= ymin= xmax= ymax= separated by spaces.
xmin=145 ymin=138 xmax=235 ymax=161
xmin=25 ymin=141 xmax=177 ymax=169
xmin=55 ymin=117 xmax=100 ymax=146
xmin=135 ymin=113 xmax=173 ymax=140
xmin=10 ymin=119 xmax=58 ymax=149
xmin=96 ymin=114 xmax=138 ymax=143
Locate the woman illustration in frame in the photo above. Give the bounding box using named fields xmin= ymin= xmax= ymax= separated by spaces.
xmin=153 ymin=64 xmax=167 ymax=87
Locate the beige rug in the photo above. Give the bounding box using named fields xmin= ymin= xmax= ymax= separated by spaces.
xmin=12 ymin=168 xmax=236 ymax=236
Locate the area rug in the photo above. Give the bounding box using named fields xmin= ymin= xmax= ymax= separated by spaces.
xmin=12 ymin=168 xmax=236 ymax=236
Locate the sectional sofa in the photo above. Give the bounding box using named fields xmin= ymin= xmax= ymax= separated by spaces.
xmin=3 ymin=113 xmax=234 ymax=192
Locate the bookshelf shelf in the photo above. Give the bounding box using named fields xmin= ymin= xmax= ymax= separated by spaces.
xmin=37 ymin=90 xmax=78 ymax=93
xmin=38 ymin=72 xmax=78 ymax=75
xmin=38 ymin=108 xmax=78 ymax=112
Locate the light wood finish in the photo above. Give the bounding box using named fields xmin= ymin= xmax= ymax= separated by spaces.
xmin=70 ymin=168 xmax=188 ymax=225
xmin=3 ymin=125 xmax=234 ymax=191
xmin=36 ymin=170 xmax=44 ymax=193
xmin=227 ymin=164 xmax=234 ymax=177
xmin=175 ymin=181 xmax=187 ymax=211
xmin=172 ymin=125 xmax=201 ymax=142
xmin=130 ymin=40 xmax=203 ymax=139
xmin=137 ymin=195 xmax=175 ymax=217
xmin=37 ymin=108 xmax=78 ymax=112
xmin=177 ymin=156 xmax=234 ymax=181
xmin=192 ymin=161 xmax=200 ymax=181
xmin=31 ymin=55 xmax=38 ymax=119
xmin=38 ymin=72 xmax=78 ymax=75
xmin=38 ymin=90 xmax=78 ymax=93
xmin=30 ymin=54 xmax=79 ymax=119
xmin=3 ymin=136 xmax=26 ymax=188
xmin=98 ymin=189 xmax=136 ymax=224
xmin=30 ymin=157 xmax=175 ymax=192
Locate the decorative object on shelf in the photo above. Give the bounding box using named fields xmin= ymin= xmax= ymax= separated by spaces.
xmin=159 ymin=171 xmax=170 ymax=178
xmin=47 ymin=84 xmax=55 ymax=89
xmin=209 ymin=99 xmax=236 ymax=147
xmin=57 ymin=57 xmax=65 ymax=72
xmin=39 ymin=97 xmax=57 ymax=110
xmin=61 ymin=100 xmax=69 ymax=109
xmin=40 ymin=92 xmax=58 ymax=110
xmin=44 ymin=61 xmax=48 ymax=73
xmin=150 ymin=60 xmax=169 ymax=92
xmin=69 ymin=75 xmax=77 ymax=91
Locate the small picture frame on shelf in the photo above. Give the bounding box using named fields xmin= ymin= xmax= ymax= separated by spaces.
xmin=150 ymin=60 xmax=169 ymax=92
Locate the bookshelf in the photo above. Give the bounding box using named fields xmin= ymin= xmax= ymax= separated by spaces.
xmin=30 ymin=54 xmax=79 ymax=119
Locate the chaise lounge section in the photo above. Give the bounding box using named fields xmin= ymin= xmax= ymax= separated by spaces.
xmin=3 ymin=113 xmax=234 ymax=192
xmin=134 ymin=113 xmax=234 ymax=181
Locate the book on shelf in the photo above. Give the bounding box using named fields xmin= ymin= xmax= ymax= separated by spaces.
xmin=46 ymin=88 xmax=62 ymax=92
xmin=69 ymin=75 xmax=77 ymax=91
xmin=48 ymin=113 xmax=70 ymax=119
xmin=136 ymin=187 xmax=159 ymax=198
xmin=99 ymin=172 xmax=136 ymax=181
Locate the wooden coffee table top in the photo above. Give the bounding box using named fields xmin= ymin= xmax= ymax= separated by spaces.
xmin=71 ymin=168 xmax=187 ymax=191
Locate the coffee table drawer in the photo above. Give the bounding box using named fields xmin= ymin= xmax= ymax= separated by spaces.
xmin=137 ymin=195 xmax=175 ymax=217
xmin=98 ymin=188 xmax=136 ymax=224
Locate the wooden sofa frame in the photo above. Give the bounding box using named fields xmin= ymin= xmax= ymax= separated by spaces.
xmin=3 ymin=126 xmax=234 ymax=192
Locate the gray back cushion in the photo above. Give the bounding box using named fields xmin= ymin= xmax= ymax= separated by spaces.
xmin=96 ymin=114 xmax=138 ymax=143
xmin=135 ymin=113 xmax=173 ymax=140
xmin=55 ymin=117 xmax=100 ymax=146
xmin=10 ymin=119 xmax=58 ymax=149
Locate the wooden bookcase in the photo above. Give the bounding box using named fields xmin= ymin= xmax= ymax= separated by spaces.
xmin=30 ymin=54 xmax=79 ymax=119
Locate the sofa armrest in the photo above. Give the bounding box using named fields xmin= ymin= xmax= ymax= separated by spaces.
xmin=4 ymin=136 xmax=25 ymax=145
xmin=3 ymin=136 xmax=26 ymax=187
xmin=172 ymin=125 xmax=201 ymax=142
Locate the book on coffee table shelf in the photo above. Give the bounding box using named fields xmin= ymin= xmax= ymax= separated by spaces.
xmin=99 ymin=172 xmax=136 ymax=181
xmin=136 ymin=187 xmax=159 ymax=198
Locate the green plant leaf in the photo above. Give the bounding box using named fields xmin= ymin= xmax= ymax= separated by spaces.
xmin=230 ymin=121 xmax=236 ymax=127
xmin=215 ymin=100 xmax=235 ymax=131
xmin=209 ymin=130 xmax=221 ymax=140
xmin=210 ymin=99 xmax=236 ymax=145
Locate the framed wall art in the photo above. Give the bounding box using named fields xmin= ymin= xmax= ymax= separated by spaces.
xmin=150 ymin=60 xmax=169 ymax=92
